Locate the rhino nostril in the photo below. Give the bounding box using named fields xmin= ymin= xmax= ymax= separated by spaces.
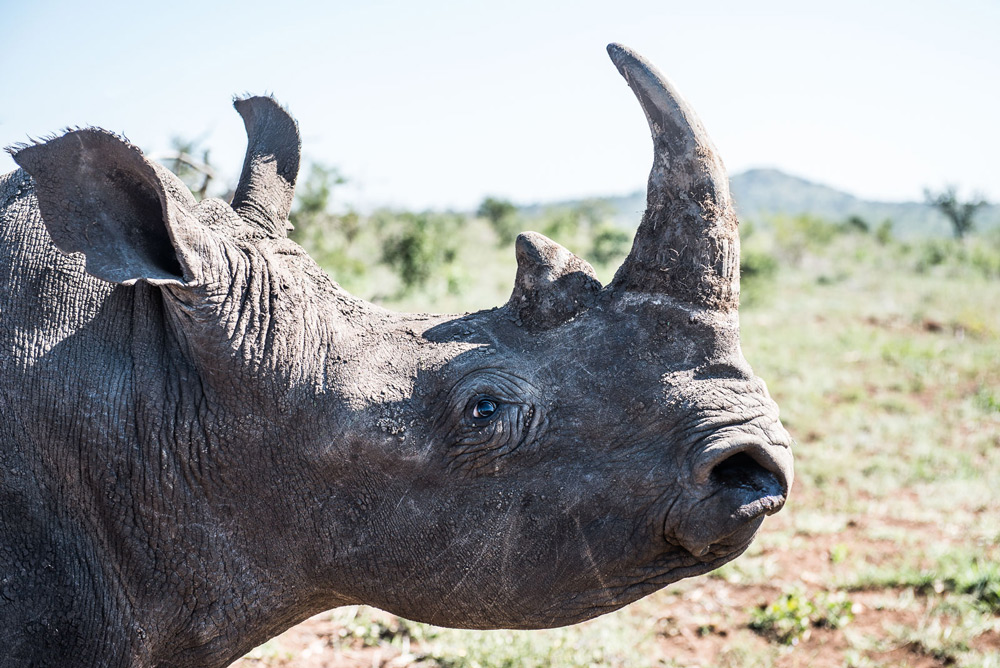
xmin=710 ymin=450 xmax=787 ymax=517
xmin=712 ymin=452 xmax=769 ymax=490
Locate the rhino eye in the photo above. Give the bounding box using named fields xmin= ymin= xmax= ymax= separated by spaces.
xmin=441 ymin=371 xmax=542 ymax=475
xmin=472 ymin=398 xmax=499 ymax=419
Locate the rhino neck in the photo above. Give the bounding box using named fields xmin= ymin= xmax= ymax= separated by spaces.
xmin=108 ymin=282 xmax=373 ymax=665
xmin=117 ymin=254 xmax=409 ymax=665
xmin=4 ymin=284 xmax=360 ymax=667
xmin=156 ymin=238 xmax=370 ymax=396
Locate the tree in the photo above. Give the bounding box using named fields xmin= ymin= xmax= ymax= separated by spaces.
xmin=289 ymin=163 xmax=351 ymax=244
xmin=155 ymin=135 xmax=218 ymax=201
xmin=476 ymin=196 xmax=519 ymax=245
xmin=379 ymin=211 xmax=462 ymax=293
xmin=924 ymin=186 xmax=988 ymax=239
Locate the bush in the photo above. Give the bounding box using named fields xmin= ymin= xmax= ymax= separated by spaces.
xmin=908 ymin=236 xmax=1000 ymax=279
xmin=875 ymin=219 xmax=894 ymax=245
xmin=589 ymin=224 xmax=631 ymax=266
xmin=288 ymin=163 xmax=366 ymax=286
xmin=969 ymin=236 xmax=1000 ymax=278
xmin=378 ymin=211 xmax=463 ymax=293
xmin=772 ymin=214 xmax=844 ymax=263
xmin=843 ymin=215 xmax=870 ymax=234
xmin=477 ymin=197 xmax=520 ymax=246
xmin=740 ymin=248 xmax=779 ymax=307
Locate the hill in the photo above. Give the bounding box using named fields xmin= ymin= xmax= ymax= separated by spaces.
xmin=524 ymin=168 xmax=999 ymax=239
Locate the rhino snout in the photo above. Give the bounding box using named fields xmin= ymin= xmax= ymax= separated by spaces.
xmin=674 ymin=440 xmax=792 ymax=558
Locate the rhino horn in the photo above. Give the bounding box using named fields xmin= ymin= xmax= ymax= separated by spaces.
xmin=506 ymin=231 xmax=602 ymax=329
xmin=607 ymin=43 xmax=740 ymax=311
xmin=230 ymin=95 xmax=301 ymax=238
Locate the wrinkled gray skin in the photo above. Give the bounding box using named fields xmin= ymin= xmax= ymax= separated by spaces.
xmin=0 ymin=45 xmax=792 ymax=667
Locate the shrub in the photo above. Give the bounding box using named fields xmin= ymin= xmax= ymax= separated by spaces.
xmin=771 ymin=214 xmax=843 ymax=263
xmin=589 ymin=224 xmax=631 ymax=266
xmin=379 ymin=211 xmax=462 ymax=293
xmin=477 ymin=197 xmax=520 ymax=246
xmin=749 ymin=591 xmax=855 ymax=645
xmin=740 ymin=248 xmax=779 ymax=307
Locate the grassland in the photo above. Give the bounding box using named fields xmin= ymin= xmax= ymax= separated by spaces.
xmin=231 ymin=213 xmax=1000 ymax=668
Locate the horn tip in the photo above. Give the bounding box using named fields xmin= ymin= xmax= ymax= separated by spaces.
xmin=606 ymin=42 xmax=628 ymax=61
xmin=514 ymin=231 xmax=552 ymax=264
xmin=606 ymin=43 xmax=644 ymax=74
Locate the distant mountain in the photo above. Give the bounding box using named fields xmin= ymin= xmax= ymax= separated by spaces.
xmin=728 ymin=169 xmax=999 ymax=238
xmin=523 ymin=168 xmax=999 ymax=239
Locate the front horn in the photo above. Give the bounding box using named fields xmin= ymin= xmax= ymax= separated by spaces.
xmin=607 ymin=43 xmax=740 ymax=312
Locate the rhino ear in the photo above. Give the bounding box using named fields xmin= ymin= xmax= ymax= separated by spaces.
xmin=230 ymin=95 xmax=301 ymax=238
xmin=506 ymin=232 xmax=602 ymax=329
xmin=11 ymin=128 xmax=212 ymax=287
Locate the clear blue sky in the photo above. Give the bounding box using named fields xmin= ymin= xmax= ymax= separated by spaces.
xmin=1 ymin=0 xmax=997 ymax=211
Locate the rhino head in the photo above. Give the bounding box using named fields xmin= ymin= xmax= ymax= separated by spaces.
xmin=9 ymin=44 xmax=791 ymax=662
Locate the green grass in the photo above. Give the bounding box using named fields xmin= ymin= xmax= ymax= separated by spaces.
xmin=846 ymin=546 xmax=1000 ymax=613
xmin=882 ymin=597 xmax=1000 ymax=666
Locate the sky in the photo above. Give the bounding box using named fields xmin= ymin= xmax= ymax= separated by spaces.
xmin=1 ymin=0 xmax=997 ymax=211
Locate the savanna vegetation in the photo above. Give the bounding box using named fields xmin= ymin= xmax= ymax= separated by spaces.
xmin=183 ymin=160 xmax=1000 ymax=668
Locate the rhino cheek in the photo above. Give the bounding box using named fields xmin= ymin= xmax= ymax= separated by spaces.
xmin=366 ymin=476 xmax=641 ymax=628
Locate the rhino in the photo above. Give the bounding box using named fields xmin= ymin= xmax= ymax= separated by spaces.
xmin=0 ymin=44 xmax=792 ymax=667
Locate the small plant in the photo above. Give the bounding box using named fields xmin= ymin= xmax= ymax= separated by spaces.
xmin=749 ymin=592 xmax=814 ymax=645
xmin=749 ymin=590 xmax=855 ymax=645
xmin=974 ymin=386 xmax=1000 ymax=414
xmin=812 ymin=592 xmax=856 ymax=629
xmin=829 ymin=543 xmax=849 ymax=564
